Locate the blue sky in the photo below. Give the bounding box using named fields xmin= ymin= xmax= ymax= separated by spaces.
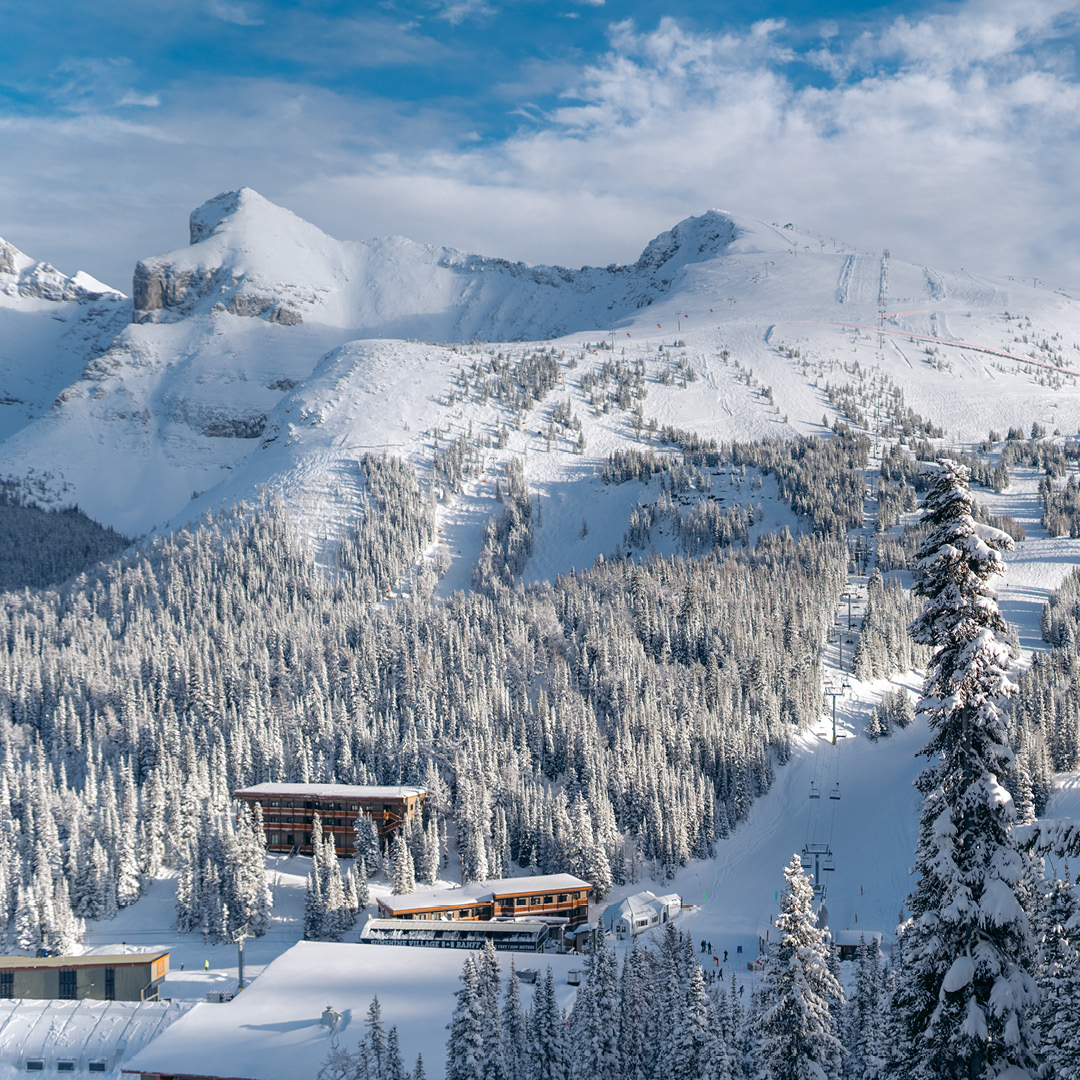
xmin=2 ymin=0 xmax=1079 ymax=288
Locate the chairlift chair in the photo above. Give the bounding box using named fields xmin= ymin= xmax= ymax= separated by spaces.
xmin=822 ymin=857 xmax=836 ymax=872
xmin=809 ymin=782 xmax=821 ymax=800
xmin=829 ymin=783 xmax=841 ymax=801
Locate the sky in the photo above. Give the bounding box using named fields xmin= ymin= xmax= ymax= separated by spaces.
xmin=2 ymin=0 xmax=1079 ymax=291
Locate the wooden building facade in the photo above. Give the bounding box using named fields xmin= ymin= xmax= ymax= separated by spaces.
xmin=0 ymin=951 xmax=169 ymax=1002
xmin=377 ymin=874 xmax=591 ymax=926
xmin=233 ymin=783 xmax=426 ymax=856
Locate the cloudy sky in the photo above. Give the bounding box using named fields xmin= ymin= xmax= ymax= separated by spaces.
xmin=2 ymin=0 xmax=1079 ymax=290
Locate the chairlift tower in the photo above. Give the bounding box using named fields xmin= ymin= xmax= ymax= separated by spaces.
xmin=824 ymin=681 xmax=849 ymax=746
xmin=801 ymin=843 xmax=835 ymax=897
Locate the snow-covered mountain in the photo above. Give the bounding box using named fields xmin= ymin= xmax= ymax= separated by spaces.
xmin=0 ymin=239 xmax=127 ymax=448
xmin=1 ymin=187 xmax=1078 ymax=547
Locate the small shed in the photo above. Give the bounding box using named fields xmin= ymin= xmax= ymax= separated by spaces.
xmin=600 ymin=891 xmax=682 ymax=939
xmin=832 ymin=930 xmax=883 ymax=962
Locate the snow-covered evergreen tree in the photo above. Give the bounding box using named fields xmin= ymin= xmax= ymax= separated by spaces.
xmin=355 ymin=814 xmax=382 ymax=877
xmin=844 ymin=936 xmax=885 ymax=1080
xmin=391 ymin=834 xmax=416 ymax=896
xmin=892 ymin=460 xmax=1040 ymax=1080
xmin=617 ymin=941 xmax=652 ymax=1080
xmin=501 ymin=957 xmax=527 ymax=1073
xmin=754 ymin=854 xmax=843 ymax=1080
xmin=1035 ymin=874 xmax=1080 ymax=1080
xmin=529 ymin=967 xmax=568 ymax=1080
xmin=447 ymin=954 xmax=485 ymax=1080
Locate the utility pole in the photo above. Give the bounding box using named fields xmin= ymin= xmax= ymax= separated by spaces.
xmin=235 ymin=923 xmax=251 ymax=992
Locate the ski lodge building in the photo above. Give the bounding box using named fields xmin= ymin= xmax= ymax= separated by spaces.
xmin=376 ymin=874 xmax=592 ymax=925
xmin=232 ymin=782 xmax=426 ymax=856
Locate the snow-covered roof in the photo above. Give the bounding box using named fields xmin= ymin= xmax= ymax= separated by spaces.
xmin=600 ymin=890 xmax=680 ymax=926
xmin=377 ymin=874 xmax=591 ymax=914
xmin=123 ymin=942 xmax=580 ymax=1080
xmin=233 ymin=783 xmax=426 ymax=800
xmin=0 ymin=998 xmax=187 ymax=1075
xmin=832 ymin=930 xmax=884 ymax=948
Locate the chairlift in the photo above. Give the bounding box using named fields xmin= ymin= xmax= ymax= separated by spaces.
xmin=822 ymin=857 xmax=836 ymax=873
xmin=829 ymin=783 xmax=841 ymax=801
xmin=809 ymin=782 xmax=821 ymax=800
xmin=800 ymin=852 xmax=814 ymax=871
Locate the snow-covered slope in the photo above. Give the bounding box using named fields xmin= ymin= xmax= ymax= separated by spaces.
xmin=2 ymin=188 xmax=1080 ymax=548
xmin=0 ymin=239 xmax=127 ymax=447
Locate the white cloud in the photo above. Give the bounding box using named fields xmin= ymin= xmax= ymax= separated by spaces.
xmin=433 ymin=0 xmax=496 ymax=25
xmin=118 ymin=90 xmax=161 ymax=107
xmin=206 ymin=0 xmax=264 ymax=26
xmin=3 ymin=0 xmax=1080 ymax=291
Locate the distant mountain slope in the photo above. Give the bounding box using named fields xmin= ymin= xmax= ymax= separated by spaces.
xmin=0 ymin=188 xmax=1078 ymax=550
xmin=0 ymin=238 xmax=128 ymax=443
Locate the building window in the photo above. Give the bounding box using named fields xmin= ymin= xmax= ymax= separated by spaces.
xmin=544 ymin=896 xmax=553 ymax=904
xmin=105 ymin=968 xmax=115 ymax=1001
xmin=25 ymin=1061 xmax=43 ymax=1071
xmin=270 ymin=833 xmax=280 ymax=845
xmin=270 ymin=800 xmax=280 ymax=807
xmin=88 ymin=1064 xmax=106 ymax=1073
xmin=515 ymin=897 xmax=527 ymax=906
xmin=0 ymin=971 xmax=12 ymax=998
xmin=459 ymin=909 xmax=470 ymax=918
xmin=557 ymin=894 xmax=567 ymax=903
xmin=58 ymin=969 xmax=77 ymax=1000
xmin=57 ymin=1062 xmax=75 ymax=1073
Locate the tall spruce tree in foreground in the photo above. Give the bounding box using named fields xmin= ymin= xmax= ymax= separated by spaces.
xmin=754 ymin=853 xmax=843 ymax=1080
xmin=892 ymin=460 xmax=1039 ymax=1080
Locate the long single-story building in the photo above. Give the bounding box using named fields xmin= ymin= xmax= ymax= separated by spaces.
xmin=361 ymin=918 xmax=550 ymax=952
xmin=233 ymin=782 xmax=426 ymax=856
xmin=0 ymin=951 xmax=170 ymax=1002
xmin=377 ymin=874 xmax=591 ymax=926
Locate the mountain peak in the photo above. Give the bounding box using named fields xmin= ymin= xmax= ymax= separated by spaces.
xmin=187 ymin=187 xmax=332 ymax=249
xmin=634 ymin=210 xmax=740 ymax=274
xmin=0 ymin=237 xmax=122 ymax=302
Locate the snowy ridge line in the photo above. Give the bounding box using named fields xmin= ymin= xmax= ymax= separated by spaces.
xmin=777 ymin=320 xmax=1079 ymax=376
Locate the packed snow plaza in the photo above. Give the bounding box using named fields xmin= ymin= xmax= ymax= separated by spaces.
xmin=233 ymin=783 xmax=426 ymax=856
